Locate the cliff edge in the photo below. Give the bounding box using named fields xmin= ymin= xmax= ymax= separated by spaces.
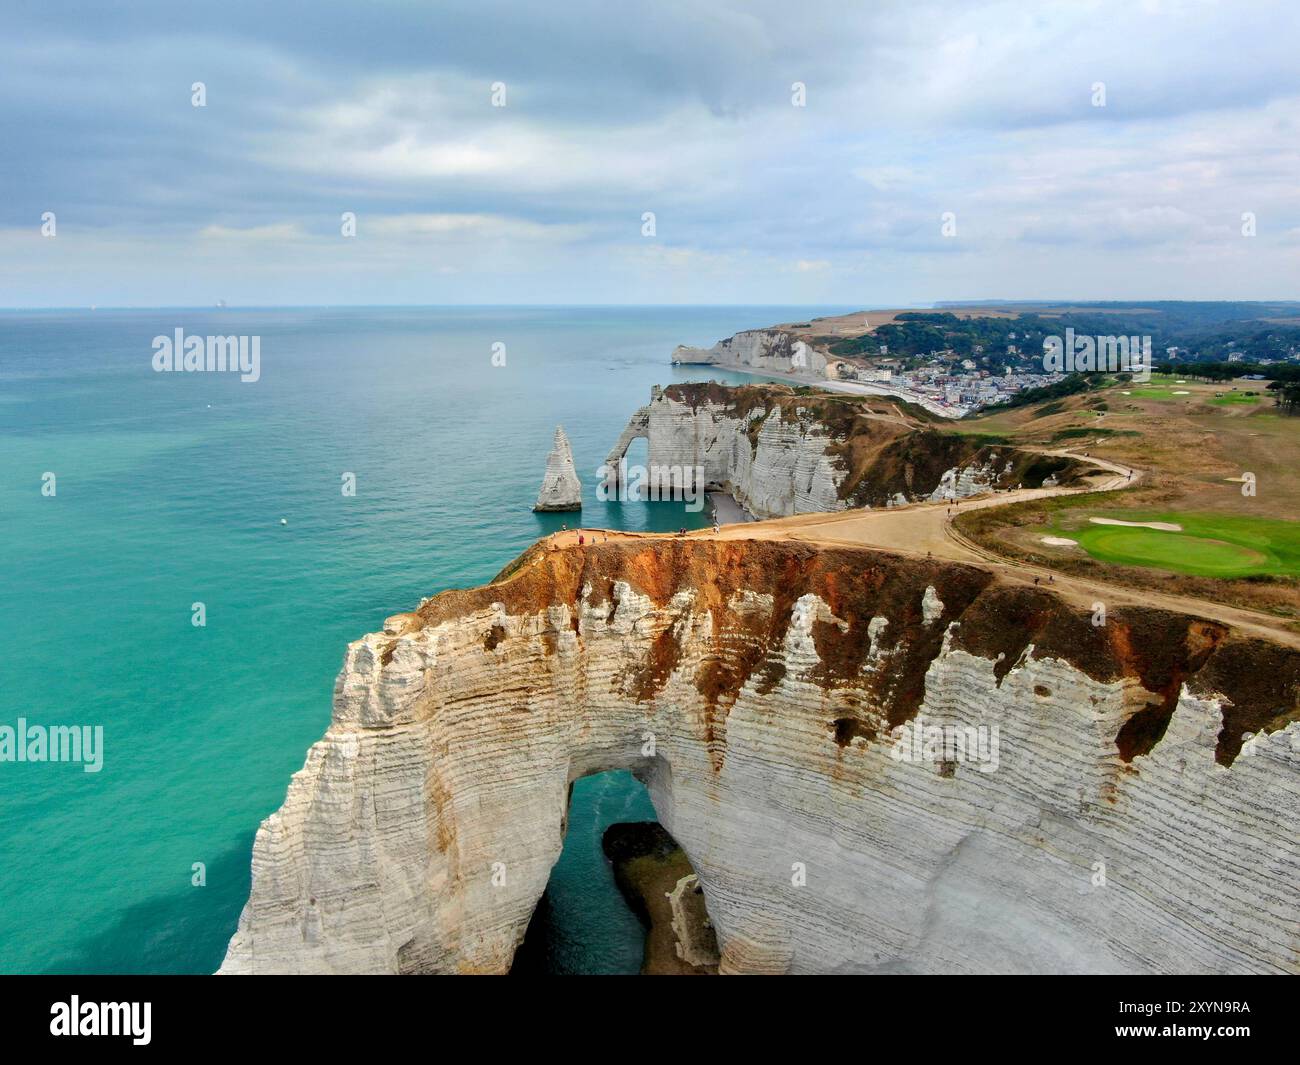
xmin=220 ymin=536 xmax=1300 ymax=974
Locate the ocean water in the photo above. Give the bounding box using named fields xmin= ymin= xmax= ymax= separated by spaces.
xmin=0 ymin=305 xmax=850 ymax=974
xmin=511 ymin=769 xmax=659 ymax=976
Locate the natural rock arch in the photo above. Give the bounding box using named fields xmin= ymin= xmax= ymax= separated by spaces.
xmin=601 ymin=393 xmax=653 ymax=492
xmin=221 ymin=538 xmax=1300 ymax=975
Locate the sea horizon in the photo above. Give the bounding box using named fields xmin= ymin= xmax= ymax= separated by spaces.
xmin=5 ymin=0 xmax=1299 ymax=1026
xmin=0 ymin=303 xmax=850 ymax=974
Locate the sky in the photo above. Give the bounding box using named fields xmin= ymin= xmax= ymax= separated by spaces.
xmin=2 ymin=0 xmax=1298 ymax=307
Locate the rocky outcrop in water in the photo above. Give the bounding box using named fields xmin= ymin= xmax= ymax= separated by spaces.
xmin=533 ymin=425 xmax=582 ymax=511
xmin=220 ymin=537 xmax=1300 ymax=975
xmin=666 ymin=873 xmax=719 ymax=970
xmin=601 ymin=821 xmax=718 ymax=974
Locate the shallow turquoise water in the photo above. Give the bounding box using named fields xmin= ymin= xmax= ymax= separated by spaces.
xmin=0 ymin=306 xmax=848 ymax=974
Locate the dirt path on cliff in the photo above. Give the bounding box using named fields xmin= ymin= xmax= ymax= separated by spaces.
xmin=547 ymin=450 xmax=1300 ymax=648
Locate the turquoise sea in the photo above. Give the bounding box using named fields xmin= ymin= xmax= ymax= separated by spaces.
xmin=0 ymin=305 xmax=851 ymax=974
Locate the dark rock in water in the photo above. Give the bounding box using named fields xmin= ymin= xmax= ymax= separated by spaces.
xmin=602 ymin=822 xmax=718 ymax=975
xmin=602 ymin=821 xmax=680 ymax=865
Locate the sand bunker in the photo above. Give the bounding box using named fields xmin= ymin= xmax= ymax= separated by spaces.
xmin=1040 ymin=536 xmax=1079 ymax=547
xmin=1089 ymin=517 xmax=1183 ymax=532
xmin=1172 ymin=390 xmax=1190 ymax=395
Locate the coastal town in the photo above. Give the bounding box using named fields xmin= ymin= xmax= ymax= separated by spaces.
xmin=822 ymin=352 xmax=1063 ymax=415
xmin=674 ymin=306 xmax=1300 ymax=418
xmin=671 ymin=321 xmax=1067 ymax=417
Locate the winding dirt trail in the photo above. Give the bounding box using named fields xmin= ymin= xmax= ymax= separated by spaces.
xmin=548 ymin=450 xmax=1300 ymax=648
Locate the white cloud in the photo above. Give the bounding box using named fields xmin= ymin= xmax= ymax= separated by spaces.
xmin=3 ymin=0 xmax=1299 ymax=304
xmin=364 ymin=213 xmax=590 ymax=242
xmin=198 ymin=223 xmax=306 ymax=241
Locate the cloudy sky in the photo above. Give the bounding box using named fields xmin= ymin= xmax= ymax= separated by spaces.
xmin=3 ymin=0 xmax=1298 ymax=307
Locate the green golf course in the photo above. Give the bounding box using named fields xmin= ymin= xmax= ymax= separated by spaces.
xmin=1050 ymin=512 xmax=1300 ymax=578
xmin=1207 ymin=391 xmax=1264 ymax=407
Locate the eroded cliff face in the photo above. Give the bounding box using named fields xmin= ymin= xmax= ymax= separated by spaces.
xmin=604 ymin=383 xmax=1088 ymax=517
xmin=605 ymin=384 xmax=845 ymax=516
xmin=671 ymin=328 xmax=827 ymax=378
xmin=220 ymin=538 xmax=1300 ymax=975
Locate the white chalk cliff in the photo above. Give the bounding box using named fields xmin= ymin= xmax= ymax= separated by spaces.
xmin=220 ymin=538 xmax=1300 ymax=975
xmin=533 ymin=425 xmax=582 ymax=511
xmin=672 ymin=327 xmax=829 ymax=379
xmin=603 ymin=384 xmax=1080 ymax=518
xmin=604 ymin=384 xmax=844 ymax=517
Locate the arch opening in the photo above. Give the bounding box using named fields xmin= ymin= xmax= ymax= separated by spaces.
xmin=621 ymin=436 xmax=651 ymax=500
xmin=510 ymin=765 xmax=718 ymax=975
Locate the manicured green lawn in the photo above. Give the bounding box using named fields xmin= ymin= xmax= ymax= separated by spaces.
xmin=1118 ymin=374 xmax=1198 ymax=402
xmin=1207 ymin=391 xmax=1263 ymax=406
xmin=1050 ymin=511 xmax=1300 ymax=577
xmin=1123 ymin=386 xmax=1193 ymax=400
